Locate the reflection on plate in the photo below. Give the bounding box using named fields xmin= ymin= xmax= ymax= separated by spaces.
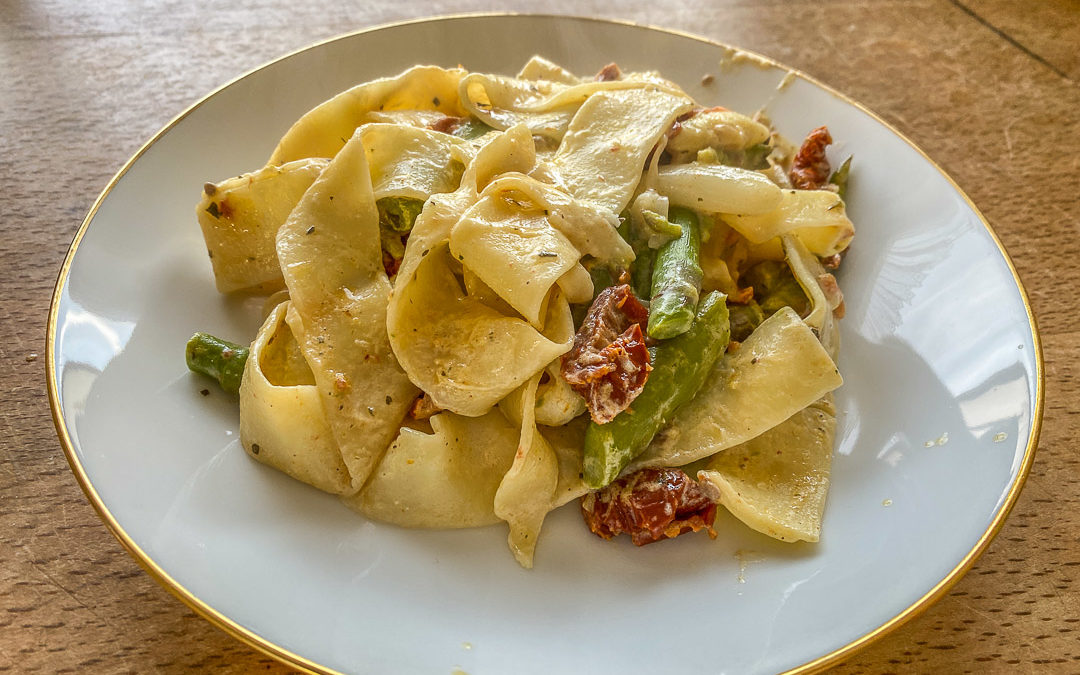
xmin=47 ymin=15 xmax=1041 ymax=675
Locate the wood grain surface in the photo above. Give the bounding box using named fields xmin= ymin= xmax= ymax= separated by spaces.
xmin=3 ymin=0 xmax=1077 ymax=672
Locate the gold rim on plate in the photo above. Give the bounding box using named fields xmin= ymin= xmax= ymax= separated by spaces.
xmin=45 ymin=13 xmax=1044 ymax=675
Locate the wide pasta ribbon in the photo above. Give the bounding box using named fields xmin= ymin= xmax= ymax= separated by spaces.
xmin=632 ymin=306 xmax=842 ymax=471
xmin=493 ymin=367 xmax=592 ymax=568
xmin=270 ymin=65 xmax=468 ymax=164
xmin=665 ymin=109 xmax=772 ymax=158
xmin=516 ymin=55 xmax=583 ymax=85
xmin=655 ymin=161 xmax=782 ymax=216
xmin=477 ymin=173 xmax=634 ymax=265
xmin=551 ymin=88 xmax=694 ymax=216
xmin=361 ymin=123 xmax=474 ymax=200
xmin=239 ymin=301 xmax=351 ymax=494
xmin=197 ymin=121 xmax=474 ymax=295
xmin=459 ymin=66 xmax=687 ymax=142
xmin=722 ymin=188 xmax=855 ymax=258
xmin=494 ymin=373 xmax=560 ymax=568
xmin=344 ymin=410 xmax=520 ymax=527
xmin=448 ymin=171 xmax=632 ymax=327
xmin=449 ymin=181 xmax=582 ymax=327
xmin=387 ymin=125 xmax=580 ymax=416
xmin=389 ymin=244 xmax=575 ymax=417
xmin=698 ymin=394 xmax=837 ymax=543
xmin=197 ymin=159 xmax=328 ymax=293
xmin=389 ymin=122 xmax=538 ymax=294
xmin=783 ymin=234 xmax=844 ymax=360
xmin=276 ymin=128 xmax=419 ymax=492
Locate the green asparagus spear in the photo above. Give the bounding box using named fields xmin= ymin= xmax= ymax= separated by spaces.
xmin=377 ymin=197 xmax=425 ymax=273
xmin=696 ymin=143 xmax=770 ymax=169
xmin=696 ymin=147 xmax=721 ymax=164
xmin=582 ymin=291 xmax=730 ymax=488
xmin=630 ymin=249 xmax=654 ymax=300
xmin=185 ymin=333 xmax=249 ymax=395
xmin=743 ymin=260 xmax=811 ymax=318
xmin=647 ymin=207 xmax=703 ymax=339
xmin=740 ymin=142 xmax=773 ymax=170
xmin=452 ymin=118 xmax=495 ymax=140
xmin=573 ymin=262 xmax=619 ymax=327
xmin=377 ymin=197 xmax=425 ymax=233
xmin=829 ymin=156 xmax=852 ymax=200
xmin=380 ymin=228 xmax=407 ymax=260
xmin=640 ymin=209 xmax=683 ymax=241
xmin=728 ymin=299 xmax=765 ymax=342
xmin=617 ymin=217 xmax=654 ymax=300
xmin=587 ymin=262 xmax=616 ymax=299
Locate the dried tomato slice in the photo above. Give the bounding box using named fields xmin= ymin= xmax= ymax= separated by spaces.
xmin=560 ymin=285 xmax=651 ymax=424
xmin=428 ymin=115 xmax=465 ymax=134
xmin=408 ymin=392 xmax=442 ymax=420
xmin=789 ymin=125 xmax=833 ymax=190
xmin=595 ymin=62 xmax=622 ymax=82
xmin=581 ymin=468 xmax=718 ymax=546
xmin=382 ymin=248 xmax=402 ymax=278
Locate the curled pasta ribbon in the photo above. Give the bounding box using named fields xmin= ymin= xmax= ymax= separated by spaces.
xmin=495 ymin=373 xmax=560 ymax=568
xmin=270 ymin=65 xmax=468 ymax=164
xmin=344 ymin=409 xmax=520 ymax=528
xmin=389 ymin=244 xmax=575 ymax=417
xmin=459 ymin=69 xmax=686 ymax=142
xmin=239 ymin=301 xmax=351 ymax=495
xmin=277 ymin=128 xmax=419 ymax=491
xmin=721 ymin=189 xmax=854 ymax=258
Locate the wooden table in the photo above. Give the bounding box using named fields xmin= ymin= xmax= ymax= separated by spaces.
xmin=3 ymin=1 xmax=1077 ymax=672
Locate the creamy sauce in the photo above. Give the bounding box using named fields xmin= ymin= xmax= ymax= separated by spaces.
xmin=924 ymin=432 xmax=949 ymax=447
xmin=735 ymin=548 xmax=765 ymax=584
xmin=718 ymin=47 xmax=774 ymax=73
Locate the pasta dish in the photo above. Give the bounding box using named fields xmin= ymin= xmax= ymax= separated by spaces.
xmin=186 ymin=57 xmax=854 ymax=568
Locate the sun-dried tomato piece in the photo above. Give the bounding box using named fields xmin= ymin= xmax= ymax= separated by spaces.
xmin=581 ymin=467 xmax=718 ymax=546
xmin=816 ymin=271 xmax=846 ymax=319
xmin=409 ymin=392 xmax=442 ymax=420
xmin=664 ymin=109 xmax=697 ymax=144
xmin=429 ymin=115 xmax=466 ymax=134
xmin=561 ymin=285 xmax=651 ymax=424
xmin=595 ymin=62 xmax=622 ymax=82
xmin=789 ymin=125 xmax=833 ymax=190
xmin=589 ymin=323 xmax=650 ymax=423
xmin=665 ymin=105 xmax=733 ymax=144
xmin=382 ymin=249 xmax=402 ymax=278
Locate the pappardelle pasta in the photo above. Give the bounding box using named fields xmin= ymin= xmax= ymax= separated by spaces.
xmin=187 ymin=57 xmax=853 ymax=568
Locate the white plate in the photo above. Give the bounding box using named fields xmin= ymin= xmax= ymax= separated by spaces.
xmin=47 ymin=15 xmax=1042 ymax=675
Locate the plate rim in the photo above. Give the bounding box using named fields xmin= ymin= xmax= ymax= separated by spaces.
xmin=44 ymin=12 xmax=1045 ymax=675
